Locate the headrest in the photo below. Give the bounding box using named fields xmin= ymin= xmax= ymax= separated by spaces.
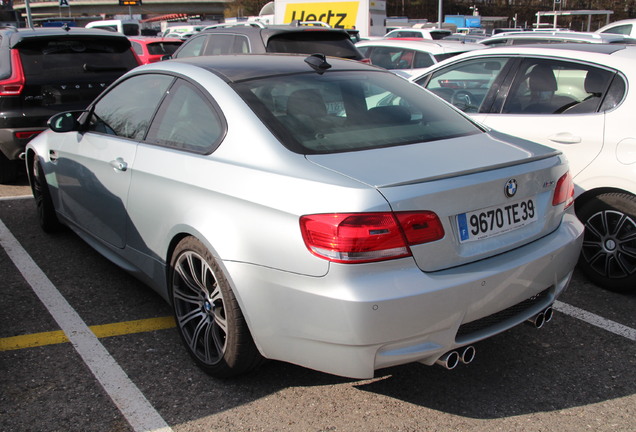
xmin=584 ymin=71 xmax=606 ymax=95
xmin=528 ymin=65 xmax=557 ymax=92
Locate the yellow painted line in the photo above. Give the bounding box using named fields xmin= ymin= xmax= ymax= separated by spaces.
xmin=0 ymin=316 xmax=176 ymax=352
xmin=91 ymin=316 xmax=176 ymax=338
xmin=0 ymin=330 xmax=70 ymax=351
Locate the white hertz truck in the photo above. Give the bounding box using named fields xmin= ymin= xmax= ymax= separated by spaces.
xmin=271 ymin=0 xmax=387 ymax=38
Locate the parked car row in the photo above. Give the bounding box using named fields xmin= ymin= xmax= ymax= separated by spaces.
xmin=2 ymin=19 xmax=633 ymax=382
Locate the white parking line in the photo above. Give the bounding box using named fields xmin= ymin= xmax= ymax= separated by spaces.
xmin=554 ymin=300 xmax=636 ymax=342
xmin=0 ymin=219 xmax=174 ymax=432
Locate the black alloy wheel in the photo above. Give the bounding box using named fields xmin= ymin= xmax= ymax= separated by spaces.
xmin=170 ymin=236 xmax=262 ymax=377
xmin=31 ymin=158 xmax=61 ymax=233
xmin=577 ymin=192 xmax=636 ymax=293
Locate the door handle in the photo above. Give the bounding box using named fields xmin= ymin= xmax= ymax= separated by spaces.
xmin=548 ymin=133 xmax=582 ymax=144
xmin=110 ymin=157 xmax=128 ymax=172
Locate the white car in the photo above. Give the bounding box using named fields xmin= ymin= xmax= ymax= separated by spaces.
xmin=384 ymin=27 xmax=452 ymax=40
xmin=596 ymin=19 xmax=636 ymax=37
xmin=356 ymin=39 xmax=484 ymax=77
xmin=410 ymin=43 xmax=636 ymax=292
xmin=479 ymin=30 xmax=636 ymax=46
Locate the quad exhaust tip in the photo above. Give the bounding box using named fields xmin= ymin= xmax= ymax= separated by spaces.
xmin=435 ymin=345 xmax=476 ymax=370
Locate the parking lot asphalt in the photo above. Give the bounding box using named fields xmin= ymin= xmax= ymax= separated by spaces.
xmin=1 ymin=177 xmax=635 ymax=432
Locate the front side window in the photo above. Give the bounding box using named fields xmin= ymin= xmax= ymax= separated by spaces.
xmin=502 ymin=59 xmax=615 ymax=115
xmin=147 ymin=79 xmax=225 ymax=153
xmin=421 ymin=57 xmax=510 ymax=113
xmin=88 ymin=74 xmax=173 ymax=140
xmin=234 ymin=70 xmax=481 ymax=154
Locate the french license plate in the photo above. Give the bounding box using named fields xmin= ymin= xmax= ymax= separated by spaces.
xmin=457 ymin=198 xmax=537 ymax=243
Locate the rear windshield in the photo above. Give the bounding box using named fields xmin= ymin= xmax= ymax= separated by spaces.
xmin=234 ymin=70 xmax=481 ymax=154
xmin=147 ymin=41 xmax=182 ymax=55
xmin=17 ymin=37 xmax=139 ymax=83
xmin=266 ymin=31 xmax=363 ymax=59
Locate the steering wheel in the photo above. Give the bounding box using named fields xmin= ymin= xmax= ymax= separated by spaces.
xmin=451 ymin=90 xmax=474 ymax=111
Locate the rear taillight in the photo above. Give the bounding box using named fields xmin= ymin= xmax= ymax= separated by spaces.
xmin=15 ymin=130 xmax=42 ymax=140
xmin=0 ymin=50 xmax=25 ymax=96
xmin=360 ymin=58 xmax=372 ymax=64
xmin=552 ymin=171 xmax=574 ymax=209
xmin=300 ymin=211 xmax=444 ymax=263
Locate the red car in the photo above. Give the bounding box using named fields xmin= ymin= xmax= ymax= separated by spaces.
xmin=129 ymin=37 xmax=183 ymax=64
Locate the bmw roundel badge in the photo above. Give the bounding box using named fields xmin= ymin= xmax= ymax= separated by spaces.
xmin=505 ymin=179 xmax=518 ymax=198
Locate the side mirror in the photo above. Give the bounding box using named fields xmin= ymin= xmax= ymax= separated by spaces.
xmin=161 ymin=54 xmax=172 ymax=61
xmin=48 ymin=111 xmax=81 ymax=133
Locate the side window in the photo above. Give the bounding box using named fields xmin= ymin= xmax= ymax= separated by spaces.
xmin=88 ymin=74 xmax=173 ymax=140
xmin=600 ymin=74 xmax=626 ymax=112
xmin=203 ymin=34 xmax=236 ymax=55
xmin=424 ymin=57 xmax=509 ymax=113
xmin=131 ymin=41 xmax=143 ymax=56
xmin=357 ymin=46 xmax=370 ymax=56
xmin=147 ymin=79 xmax=225 ymax=154
xmin=174 ymin=34 xmax=207 ymax=58
xmin=601 ymin=24 xmax=632 ymax=36
xmin=233 ymin=35 xmax=250 ymax=53
xmin=413 ymin=51 xmax=434 ymax=69
xmin=368 ymin=47 xmax=398 ymax=69
xmin=502 ymin=59 xmax=614 ymax=115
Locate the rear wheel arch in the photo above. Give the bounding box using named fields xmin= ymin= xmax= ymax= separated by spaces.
xmin=574 ymin=187 xmax=625 ymax=215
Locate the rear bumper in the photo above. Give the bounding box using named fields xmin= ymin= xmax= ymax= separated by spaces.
xmin=224 ymin=212 xmax=584 ymax=379
xmin=0 ymin=128 xmax=45 ymax=160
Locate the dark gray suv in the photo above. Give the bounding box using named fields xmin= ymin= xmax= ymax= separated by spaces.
xmin=0 ymin=26 xmax=140 ymax=183
xmin=169 ymin=23 xmax=367 ymax=62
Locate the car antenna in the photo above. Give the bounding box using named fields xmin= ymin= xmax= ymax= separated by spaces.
xmin=304 ymin=53 xmax=331 ymax=74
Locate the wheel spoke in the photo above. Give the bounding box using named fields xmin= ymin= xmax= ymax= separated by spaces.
xmin=177 ymin=307 xmax=204 ymax=328
xmin=185 ymin=253 xmax=205 ymax=289
xmin=585 ymin=212 xmax=606 ymax=239
xmin=190 ymin=314 xmax=211 ymax=358
xmin=172 ymin=282 xmax=201 ymax=305
xmin=211 ymin=324 xmax=226 ymax=358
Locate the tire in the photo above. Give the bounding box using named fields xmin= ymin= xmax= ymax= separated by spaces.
xmin=0 ymin=151 xmax=18 ymax=185
xmin=169 ymin=237 xmax=263 ymax=378
xmin=31 ymin=159 xmax=62 ymax=233
xmin=576 ymin=192 xmax=636 ymax=292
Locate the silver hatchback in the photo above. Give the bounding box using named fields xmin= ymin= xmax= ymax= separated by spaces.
xmin=26 ymin=54 xmax=583 ymax=379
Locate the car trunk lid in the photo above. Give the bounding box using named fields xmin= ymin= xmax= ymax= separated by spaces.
xmin=306 ymin=131 xmax=568 ymax=271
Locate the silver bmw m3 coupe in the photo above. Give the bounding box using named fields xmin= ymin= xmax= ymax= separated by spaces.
xmin=26 ymin=53 xmax=583 ymax=379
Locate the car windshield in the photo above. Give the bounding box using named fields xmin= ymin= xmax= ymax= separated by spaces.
xmin=234 ymin=70 xmax=481 ymax=154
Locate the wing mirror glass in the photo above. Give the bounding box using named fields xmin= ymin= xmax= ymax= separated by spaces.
xmin=48 ymin=111 xmax=82 ymax=133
